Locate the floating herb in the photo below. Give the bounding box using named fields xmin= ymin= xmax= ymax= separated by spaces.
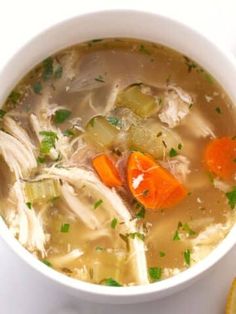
xmin=128 ymin=232 xmax=145 ymax=241
xmin=178 ymin=143 xmax=182 ymax=150
xmin=184 ymin=249 xmax=191 ymax=266
xmin=148 ymin=267 xmax=162 ymax=281
xmin=42 ymin=57 xmax=53 ymax=81
xmin=54 ymin=65 xmax=63 ymax=79
xmin=159 ymin=251 xmax=166 ymax=257
xmin=94 ymin=199 xmax=103 ymax=209
xmin=39 ymin=131 xmax=58 ymax=154
xmin=226 ymin=187 xmax=236 ymax=209
xmin=42 ymin=259 xmax=53 ymax=267
xmin=0 ymin=109 xmax=6 ymax=118
xmin=8 ymin=90 xmax=21 ymax=104
xmin=111 ymin=218 xmax=118 ymax=229
xmin=26 ymin=202 xmax=32 ymax=209
xmin=135 ymin=205 xmax=145 ymax=219
xmin=182 ymin=223 xmax=196 ymax=236
xmin=102 ymin=278 xmax=122 ymax=287
xmin=60 ymin=223 xmax=70 ymax=233
xmin=94 ymin=75 xmax=105 ymax=83
xmin=215 ymin=107 xmax=222 ymax=114
xmin=33 ymin=82 xmax=42 ymax=94
xmin=107 ymin=116 xmax=121 ymax=127
xmin=54 ymin=109 xmax=71 ymax=124
xmin=169 ymin=148 xmax=178 ymax=157
xmin=139 ymin=44 xmax=150 ymax=55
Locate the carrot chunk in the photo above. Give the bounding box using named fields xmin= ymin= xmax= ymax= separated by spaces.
xmin=127 ymin=152 xmax=187 ymax=210
xmin=204 ymin=137 xmax=236 ymax=180
xmin=92 ymin=154 xmax=122 ymax=188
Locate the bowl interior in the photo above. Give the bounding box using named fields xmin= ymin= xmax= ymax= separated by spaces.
xmin=0 ymin=9 xmax=236 ymax=304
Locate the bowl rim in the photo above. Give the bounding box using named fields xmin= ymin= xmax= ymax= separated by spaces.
xmin=0 ymin=8 xmax=236 ymax=302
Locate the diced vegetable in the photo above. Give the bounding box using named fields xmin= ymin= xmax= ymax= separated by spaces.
xmin=85 ymin=115 xmax=119 ymax=149
xmin=128 ymin=120 xmax=182 ymax=159
xmin=204 ymin=137 xmax=236 ymax=180
xmin=116 ymin=85 xmax=157 ymax=118
xmin=24 ymin=179 xmax=60 ymax=204
xmin=92 ymin=154 xmax=122 ymax=188
xmin=148 ymin=267 xmax=162 ymax=282
xmin=102 ymin=278 xmax=122 ymax=287
xmin=127 ymin=152 xmax=187 ymax=210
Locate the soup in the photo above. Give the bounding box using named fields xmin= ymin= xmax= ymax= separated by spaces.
xmin=0 ymin=38 xmax=235 ymax=287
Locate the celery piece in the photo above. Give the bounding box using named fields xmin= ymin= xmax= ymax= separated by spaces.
xmin=116 ymin=85 xmax=157 ymax=118
xmin=24 ymin=179 xmax=60 ymax=204
xmin=85 ymin=115 xmax=119 ymax=149
xmin=128 ymin=120 xmax=182 ymax=159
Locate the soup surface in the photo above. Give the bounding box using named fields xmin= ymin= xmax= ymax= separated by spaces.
xmin=0 ymin=38 xmax=236 ymax=287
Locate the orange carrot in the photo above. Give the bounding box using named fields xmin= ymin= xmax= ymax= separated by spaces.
xmin=204 ymin=137 xmax=236 ymax=180
xmin=127 ymin=152 xmax=187 ymax=210
xmin=92 ymin=154 xmax=122 ymax=188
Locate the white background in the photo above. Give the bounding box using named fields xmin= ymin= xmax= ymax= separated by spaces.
xmin=0 ymin=1 xmax=236 ymax=313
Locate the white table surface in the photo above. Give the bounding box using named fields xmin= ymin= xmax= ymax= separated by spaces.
xmin=1 ymin=1 xmax=236 ymax=313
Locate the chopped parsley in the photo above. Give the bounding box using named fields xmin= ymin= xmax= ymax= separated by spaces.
xmin=156 ymin=131 xmax=162 ymax=138
xmin=54 ymin=109 xmax=71 ymax=124
xmin=215 ymin=107 xmax=222 ymax=114
xmin=94 ymin=199 xmax=103 ymax=209
xmin=107 ymin=116 xmax=121 ymax=127
xmin=128 ymin=232 xmax=145 ymax=241
xmin=169 ymin=148 xmax=178 ymax=157
xmin=95 ymin=246 xmax=105 ymax=251
xmin=139 ymin=44 xmax=150 ymax=55
xmin=42 ymin=57 xmax=53 ymax=81
xmin=148 ymin=267 xmax=162 ymax=281
xmin=102 ymin=278 xmax=122 ymax=287
xmin=119 ymin=233 xmax=130 ymax=251
xmin=111 ymin=217 xmax=118 ymax=229
xmin=37 ymin=156 xmax=46 ymax=164
xmin=33 ymin=81 xmax=42 ymax=94
xmin=26 ymin=202 xmax=32 ymax=209
xmin=0 ymin=109 xmax=6 ymax=118
xmin=226 ymin=187 xmax=236 ymax=209
xmin=39 ymin=131 xmax=58 ymax=154
xmin=63 ymin=129 xmax=75 ymax=137
xmin=173 ymin=230 xmax=180 ymax=241
xmin=8 ymin=90 xmax=21 ymax=104
xmin=42 ymin=259 xmax=53 ymax=267
xmin=135 ymin=205 xmax=145 ymax=219
xmin=183 ymin=249 xmax=191 ymax=266
xmin=183 ymin=56 xmax=197 ymax=72
xmin=182 ymin=223 xmax=196 ymax=236
xmin=178 ymin=143 xmax=182 ymax=150
xmin=60 ymin=223 xmax=70 ymax=233
xmin=94 ymin=75 xmax=105 ymax=83
xmin=159 ymin=251 xmax=166 ymax=257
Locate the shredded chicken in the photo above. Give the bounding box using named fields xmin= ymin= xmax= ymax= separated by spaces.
xmin=6 ymin=181 xmax=47 ymax=256
xmin=43 ymin=166 xmax=149 ymax=285
xmin=0 ymin=130 xmax=37 ymax=179
xmin=213 ymin=178 xmax=231 ymax=193
xmin=160 ymin=155 xmax=190 ymax=183
xmin=159 ymin=86 xmax=192 ymax=128
xmin=48 ymin=249 xmax=83 ymax=267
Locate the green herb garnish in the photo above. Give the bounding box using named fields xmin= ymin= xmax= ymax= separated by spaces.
xmin=94 ymin=75 xmax=105 ymax=83
xmin=111 ymin=218 xmax=118 ymax=229
xmin=33 ymin=82 xmax=42 ymax=94
xmin=183 ymin=56 xmax=197 ymax=73
xmin=226 ymin=187 xmax=236 ymax=209
xmin=135 ymin=205 xmax=145 ymax=219
xmin=26 ymin=202 xmax=32 ymax=209
xmin=63 ymin=129 xmax=75 ymax=137
xmin=139 ymin=44 xmax=150 ymax=55
xmin=182 ymin=223 xmax=196 ymax=236
xmin=8 ymin=91 xmax=21 ymax=104
xmin=37 ymin=156 xmax=46 ymax=164
xmin=42 ymin=57 xmax=53 ymax=81
xmin=95 ymin=246 xmax=105 ymax=251
xmin=169 ymin=148 xmax=178 ymax=157
xmin=107 ymin=116 xmax=121 ymax=127
xmin=94 ymin=199 xmax=103 ymax=209
xmin=102 ymin=278 xmax=122 ymax=287
xmin=119 ymin=233 xmax=130 ymax=251
xmin=0 ymin=109 xmax=6 ymax=118
xmin=128 ymin=232 xmax=145 ymax=241
xmin=159 ymin=251 xmax=166 ymax=257
xmin=178 ymin=143 xmax=182 ymax=150
xmin=60 ymin=223 xmax=70 ymax=233
xmin=148 ymin=267 xmax=162 ymax=281
xmin=54 ymin=109 xmax=71 ymax=124
xmin=183 ymin=249 xmax=191 ymax=266
xmin=39 ymin=131 xmax=58 ymax=154
xmin=42 ymin=259 xmax=53 ymax=267
xmin=173 ymin=230 xmax=180 ymax=241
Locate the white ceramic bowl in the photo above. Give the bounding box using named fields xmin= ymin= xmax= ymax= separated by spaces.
xmin=0 ymin=9 xmax=236 ymax=304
